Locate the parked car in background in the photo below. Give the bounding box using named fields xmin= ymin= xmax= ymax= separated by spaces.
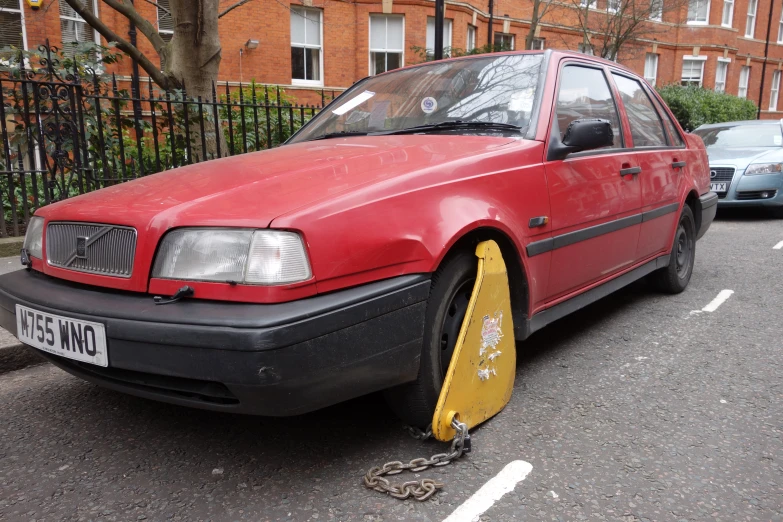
xmin=692 ymin=120 xmax=783 ymax=217
xmin=0 ymin=50 xmax=716 ymax=428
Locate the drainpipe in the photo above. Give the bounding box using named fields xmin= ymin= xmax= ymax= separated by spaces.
xmin=757 ymin=0 xmax=774 ymax=119
xmin=434 ymin=0 xmax=445 ymax=60
xmin=487 ymin=0 xmax=494 ymax=47
xmin=128 ymin=0 xmax=142 ymax=122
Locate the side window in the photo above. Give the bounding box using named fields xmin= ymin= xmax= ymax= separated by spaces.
xmin=648 ymin=89 xmax=685 ymax=147
xmin=556 ymin=65 xmax=622 ymax=148
xmin=611 ymin=74 xmax=667 ymax=147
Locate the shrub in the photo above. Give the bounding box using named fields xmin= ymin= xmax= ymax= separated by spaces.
xmin=657 ymin=84 xmax=757 ymax=132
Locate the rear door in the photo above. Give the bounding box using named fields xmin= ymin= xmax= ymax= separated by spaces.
xmin=541 ymin=63 xmax=642 ymax=301
xmin=610 ymin=72 xmax=684 ymax=259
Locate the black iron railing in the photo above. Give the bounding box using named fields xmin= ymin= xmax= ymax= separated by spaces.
xmin=0 ymin=41 xmax=331 ymax=237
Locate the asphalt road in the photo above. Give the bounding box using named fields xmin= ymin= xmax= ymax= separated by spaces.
xmin=1 ymin=210 xmax=782 ymax=522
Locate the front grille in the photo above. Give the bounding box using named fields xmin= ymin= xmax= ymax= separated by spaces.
xmin=710 ymin=167 xmax=735 ymax=198
xmin=736 ymin=190 xmax=778 ymax=200
xmin=46 ymin=222 xmax=137 ymax=278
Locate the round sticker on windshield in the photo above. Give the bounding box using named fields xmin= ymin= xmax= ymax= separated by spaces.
xmin=421 ymin=97 xmax=438 ymax=114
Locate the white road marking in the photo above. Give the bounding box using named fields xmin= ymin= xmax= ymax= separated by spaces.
xmin=774 ymin=240 xmax=783 ymax=250
xmin=702 ymin=290 xmax=734 ymax=312
xmin=442 ymin=460 xmax=533 ymax=522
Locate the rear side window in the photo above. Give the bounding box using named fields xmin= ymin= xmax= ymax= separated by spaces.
xmin=612 ymin=74 xmax=667 ymax=147
xmin=556 ymin=65 xmax=622 ymax=148
xmin=648 ymin=90 xmax=685 ymax=147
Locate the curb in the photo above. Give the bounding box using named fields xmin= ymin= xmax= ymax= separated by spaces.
xmin=0 ymin=237 xmax=23 ymax=259
xmin=0 ymin=344 xmax=47 ymax=375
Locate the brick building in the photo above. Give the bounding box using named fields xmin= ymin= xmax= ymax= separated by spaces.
xmin=2 ymin=0 xmax=782 ymax=117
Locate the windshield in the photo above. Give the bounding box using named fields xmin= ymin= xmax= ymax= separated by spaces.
xmin=289 ymin=53 xmax=544 ymax=143
xmin=693 ymin=124 xmax=783 ymax=149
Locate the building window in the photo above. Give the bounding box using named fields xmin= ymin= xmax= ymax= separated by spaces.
xmin=580 ymin=0 xmax=597 ymax=7
xmin=467 ymin=24 xmax=477 ymax=51
xmin=770 ymin=70 xmax=781 ymax=111
xmin=738 ymin=65 xmax=750 ymax=98
xmin=715 ymin=59 xmax=729 ymax=92
xmin=370 ymin=15 xmax=404 ymax=75
xmin=59 ymin=0 xmax=99 ymax=57
xmin=778 ymin=9 xmax=783 ymax=42
xmin=607 ymin=0 xmax=620 ymax=13
xmin=687 ymin=0 xmax=710 ymax=23
xmin=578 ymin=42 xmax=594 ymax=55
xmin=745 ymin=0 xmax=757 ymax=37
xmin=681 ymin=57 xmax=705 ymax=86
xmin=650 ymin=0 xmax=663 ymax=21
xmin=721 ymin=0 xmax=734 ymax=26
xmin=644 ymin=52 xmax=659 ymax=85
xmin=156 ymin=0 xmax=173 ymax=42
xmin=425 ymin=16 xmax=453 ymax=58
xmin=290 ymin=7 xmax=322 ymax=84
xmin=531 ymin=37 xmax=545 ymax=50
xmin=493 ymin=32 xmax=514 ymax=50
xmin=0 ymin=0 xmax=25 ymax=50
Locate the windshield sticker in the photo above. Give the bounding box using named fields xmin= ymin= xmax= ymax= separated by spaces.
xmin=421 ymin=97 xmax=438 ymax=114
xmin=775 ymin=135 xmax=782 ymax=146
xmin=332 ymin=91 xmax=375 ymax=116
xmin=509 ymin=89 xmax=535 ymax=113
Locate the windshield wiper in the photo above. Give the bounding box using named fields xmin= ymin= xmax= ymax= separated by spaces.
xmin=382 ymin=121 xmax=523 ymax=136
xmin=309 ymin=131 xmax=369 ymax=141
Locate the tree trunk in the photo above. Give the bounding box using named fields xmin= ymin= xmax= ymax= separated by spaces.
xmin=525 ymin=0 xmax=541 ymax=50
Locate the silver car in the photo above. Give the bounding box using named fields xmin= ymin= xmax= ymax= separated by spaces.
xmin=692 ymin=120 xmax=783 ymax=217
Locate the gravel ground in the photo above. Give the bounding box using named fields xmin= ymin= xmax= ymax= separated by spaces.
xmin=0 ymin=209 xmax=781 ymax=521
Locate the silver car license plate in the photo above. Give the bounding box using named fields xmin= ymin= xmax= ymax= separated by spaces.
xmin=710 ymin=182 xmax=727 ymax=193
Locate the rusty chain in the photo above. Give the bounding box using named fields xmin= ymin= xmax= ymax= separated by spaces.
xmin=364 ymin=418 xmax=471 ymax=501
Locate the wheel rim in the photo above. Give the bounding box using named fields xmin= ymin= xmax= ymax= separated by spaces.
xmin=438 ymin=279 xmax=474 ymax=376
xmin=674 ymin=224 xmax=692 ymax=278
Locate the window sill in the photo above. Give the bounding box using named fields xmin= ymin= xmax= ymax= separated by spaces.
xmin=291 ymin=79 xmax=325 ymax=88
xmin=686 ymin=21 xmax=709 ymax=25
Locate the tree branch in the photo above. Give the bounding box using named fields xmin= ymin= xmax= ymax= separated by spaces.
xmin=100 ymin=0 xmax=168 ymax=54
xmin=218 ymin=0 xmax=255 ymax=18
xmin=139 ymin=0 xmax=169 ymax=16
xmin=62 ymin=0 xmax=170 ymax=89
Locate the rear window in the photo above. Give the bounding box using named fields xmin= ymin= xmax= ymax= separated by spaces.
xmin=693 ymin=125 xmax=783 ymax=148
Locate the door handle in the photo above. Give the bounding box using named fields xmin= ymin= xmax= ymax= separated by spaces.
xmin=619 ymin=166 xmax=642 ymax=176
xmin=671 ymin=161 xmax=687 ymax=168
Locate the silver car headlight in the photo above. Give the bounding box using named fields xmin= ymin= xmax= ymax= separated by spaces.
xmin=152 ymin=228 xmax=312 ymax=285
xmin=745 ymin=162 xmax=783 ymax=175
xmin=22 ymin=216 xmax=44 ymax=259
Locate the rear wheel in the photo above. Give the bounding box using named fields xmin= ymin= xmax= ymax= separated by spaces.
xmin=383 ymin=250 xmax=476 ymax=428
xmin=650 ymin=204 xmax=696 ymax=294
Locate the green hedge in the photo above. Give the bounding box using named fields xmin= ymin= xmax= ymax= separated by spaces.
xmin=656 ymin=85 xmax=757 ymax=132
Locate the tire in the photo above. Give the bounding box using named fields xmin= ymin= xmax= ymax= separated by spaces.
xmin=650 ymin=204 xmax=696 ymax=294
xmin=383 ymin=250 xmax=476 ymax=428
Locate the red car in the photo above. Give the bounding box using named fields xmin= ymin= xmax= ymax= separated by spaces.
xmin=0 ymin=51 xmax=716 ymax=427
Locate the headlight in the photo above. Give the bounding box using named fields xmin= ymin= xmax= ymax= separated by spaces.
xmin=22 ymin=216 xmax=44 ymax=259
xmin=745 ymin=162 xmax=783 ymax=175
xmin=152 ymin=228 xmax=312 ymax=285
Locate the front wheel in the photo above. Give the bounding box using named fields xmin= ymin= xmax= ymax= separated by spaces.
xmin=650 ymin=204 xmax=696 ymax=294
xmin=383 ymin=250 xmax=476 ymax=428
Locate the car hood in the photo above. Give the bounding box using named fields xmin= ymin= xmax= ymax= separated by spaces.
xmin=38 ymin=135 xmax=518 ymax=232
xmin=706 ymin=146 xmax=783 ymax=169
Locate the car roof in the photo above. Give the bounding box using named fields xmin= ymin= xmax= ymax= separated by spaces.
xmin=695 ymin=120 xmax=783 ymax=130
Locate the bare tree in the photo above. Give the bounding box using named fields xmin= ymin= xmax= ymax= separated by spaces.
xmin=61 ymin=0 xmax=254 ymax=100
xmin=524 ymin=0 xmax=556 ymax=50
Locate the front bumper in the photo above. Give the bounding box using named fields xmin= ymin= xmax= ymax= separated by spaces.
xmin=716 ymin=170 xmax=783 ymax=208
xmin=0 ymin=270 xmax=430 ymax=415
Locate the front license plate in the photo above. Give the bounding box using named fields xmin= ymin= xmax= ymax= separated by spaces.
xmin=710 ymin=182 xmax=727 ymax=193
xmin=15 ymin=304 xmax=108 ymax=367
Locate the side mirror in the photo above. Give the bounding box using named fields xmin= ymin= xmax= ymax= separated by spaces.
xmin=548 ymin=118 xmax=614 ymax=161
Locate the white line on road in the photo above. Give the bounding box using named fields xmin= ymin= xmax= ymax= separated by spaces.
xmin=442 ymin=460 xmax=533 ymax=522
xmin=702 ymin=290 xmax=734 ymax=313
xmin=774 ymin=240 xmax=783 ymax=250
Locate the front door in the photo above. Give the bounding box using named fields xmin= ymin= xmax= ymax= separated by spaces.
xmin=543 ymin=63 xmax=642 ymax=301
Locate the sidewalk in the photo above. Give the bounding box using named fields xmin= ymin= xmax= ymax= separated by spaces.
xmin=0 ymin=256 xmax=45 ymax=373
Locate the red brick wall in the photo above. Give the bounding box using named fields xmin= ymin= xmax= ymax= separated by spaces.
xmin=14 ymin=0 xmax=783 ymax=117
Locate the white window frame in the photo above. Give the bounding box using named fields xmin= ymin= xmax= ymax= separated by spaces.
xmin=425 ymin=16 xmax=453 ymax=58
xmin=290 ymin=6 xmax=324 ymax=86
xmin=778 ymin=8 xmax=783 ymax=43
xmin=580 ymin=0 xmax=597 ymax=7
xmin=687 ymin=0 xmax=711 ymax=24
xmin=531 ymin=37 xmax=545 ymax=50
xmin=59 ymin=0 xmax=101 ymax=54
xmin=369 ymin=14 xmax=405 ymax=75
xmin=607 ymin=0 xmax=621 ymax=13
xmin=715 ymin=57 xmax=730 ymax=92
xmin=681 ymin=55 xmax=707 ymax=86
xmin=493 ymin=32 xmax=514 ymax=50
xmin=644 ymin=52 xmax=659 ymax=86
xmin=0 ymin=0 xmax=28 ymax=51
xmin=156 ymin=0 xmax=173 ymax=41
xmin=738 ymin=65 xmax=750 ymax=98
xmin=650 ymin=0 xmax=663 ymax=21
xmin=721 ymin=0 xmax=734 ymax=27
xmin=745 ymin=0 xmax=757 ymax=37
xmin=770 ymin=70 xmax=781 ymax=111
xmin=466 ymin=24 xmax=476 ymax=51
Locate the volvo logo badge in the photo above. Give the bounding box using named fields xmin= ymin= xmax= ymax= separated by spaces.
xmin=710 ymin=170 xmax=717 ymax=179
xmin=76 ymin=236 xmax=87 ymax=259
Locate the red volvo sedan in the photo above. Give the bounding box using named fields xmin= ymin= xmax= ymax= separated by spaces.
xmin=0 ymin=51 xmax=716 ymax=427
